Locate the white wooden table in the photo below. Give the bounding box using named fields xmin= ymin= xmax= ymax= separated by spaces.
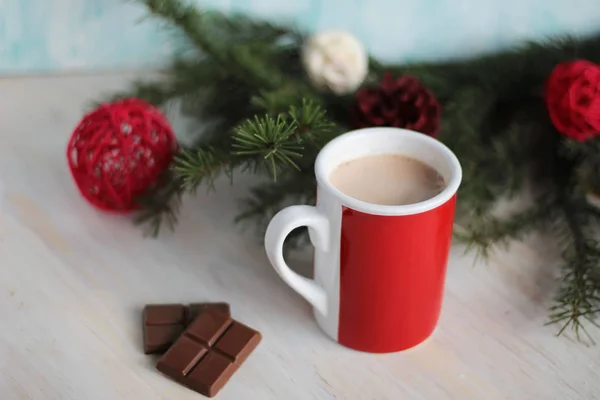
xmin=0 ymin=73 xmax=598 ymax=400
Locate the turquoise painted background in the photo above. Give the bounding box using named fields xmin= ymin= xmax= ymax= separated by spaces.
xmin=1 ymin=0 xmax=600 ymax=74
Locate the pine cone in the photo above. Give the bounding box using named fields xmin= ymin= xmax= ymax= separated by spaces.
xmin=353 ymin=72 xmax=441 ymax=136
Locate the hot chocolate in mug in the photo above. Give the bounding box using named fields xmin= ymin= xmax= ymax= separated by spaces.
xmin=264 ymin=127 xmax=462 ymax=353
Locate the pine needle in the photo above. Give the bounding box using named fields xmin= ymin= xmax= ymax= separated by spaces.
xmin=232 ymin=115 xmax=303 ymax=180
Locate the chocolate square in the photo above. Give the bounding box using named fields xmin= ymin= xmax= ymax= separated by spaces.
xmin=143 ymin=303 xmax=231 ymax=354
xmin=156 ymin=309 xmax=261 ymax=397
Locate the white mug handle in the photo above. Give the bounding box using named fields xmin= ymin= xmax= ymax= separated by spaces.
xmin=264 ymin=205 xmax=330 ymax=315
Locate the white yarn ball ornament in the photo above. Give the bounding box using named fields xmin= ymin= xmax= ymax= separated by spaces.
xmin=301 ymin=30 xmax=368 ymax=95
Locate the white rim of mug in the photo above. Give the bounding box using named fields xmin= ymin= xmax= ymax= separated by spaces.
xmin=314 ymin=127 xmax=462 ymax=216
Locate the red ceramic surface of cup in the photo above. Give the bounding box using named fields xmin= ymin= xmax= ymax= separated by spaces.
xmin=264 ymin=127 xmax=462 ymax=353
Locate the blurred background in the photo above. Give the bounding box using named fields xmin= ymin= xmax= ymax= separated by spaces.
xmin=1 ymin=0 xmax=600 ymax=75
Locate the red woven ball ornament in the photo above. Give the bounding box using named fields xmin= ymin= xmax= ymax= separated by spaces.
xmin=67 ymin=98 xmax=177 ymax=212
xmin=545 ymin=59 xmax=600 ymax=142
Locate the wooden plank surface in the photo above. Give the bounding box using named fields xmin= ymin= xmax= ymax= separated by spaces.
xmin=0 ymin=73 xmax=598 ymax=400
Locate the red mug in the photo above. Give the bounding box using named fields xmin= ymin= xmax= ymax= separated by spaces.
xmin=264 ymin=127 xmax=462 ymax=353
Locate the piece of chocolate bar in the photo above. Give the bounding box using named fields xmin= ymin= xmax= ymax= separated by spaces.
xmin=156 ymin=309 xmax=261 ymax=397
xmin=188 ymin=303 xmax=230 ymax=323
xmin=143 ymin=303 xmax=230 ymax=354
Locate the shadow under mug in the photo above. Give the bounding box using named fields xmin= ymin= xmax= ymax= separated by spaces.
xmin=264 ymin=127 xmax=462 ymax=353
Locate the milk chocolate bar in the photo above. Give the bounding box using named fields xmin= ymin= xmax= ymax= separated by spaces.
xmin=156 ymin=308 xmax=261 ymax=397
xmin=143 ymin=303 xmax=230 ymax=354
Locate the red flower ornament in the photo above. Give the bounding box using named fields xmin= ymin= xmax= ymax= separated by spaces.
xmin=545 ymin=60 xmax=600 ymax=141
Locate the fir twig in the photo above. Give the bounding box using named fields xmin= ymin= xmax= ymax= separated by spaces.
xmin=173 ymin=147 xmax=231 ymax=192
xmin=141 ymin=100 xmax=335 ymax=229
xmin=139 ymin=0 xmax=235 ymax=66
xmin=133 ymin=170 xmax=184 ymax=237
xmin=236 ymin=172 xmax=316 ymax=250
xmin=232 ymin=114 xmax=303 ymax=179
xmin=105 ymin=59 xmax=226 ymax=106
xmin=455 ymin=204 xmax=552 ymax=261
xmin=546 ymin=198 xmax=600 ymax=342
xmin=138 ymin=0 xmax=292 ymax=89
xmin=289 ymin=99 xmax=336 ymax=146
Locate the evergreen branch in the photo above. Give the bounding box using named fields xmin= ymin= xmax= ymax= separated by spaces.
xmin=165 ymin=101 xmax=334 ymax=220
xmin=236 ymin=172 xmax=316 ymax=250
xmin=386 ymin=35 xmax=600 ymax=98
xmin=546 ymin=199 xmax=600 ymax=342
xmin=252 ymin=87 xmax=312 ymax=115
xmin=586 ymin=203 xmax=600 ymax=221
xmin=139 ymin=0 xmax=232 ymax=65
xmin=566 ymin=137 xmax=600 ymax=192
xmin=437 ymin=87 xmax=499 ymax=217
xmin=455 ymin=204 xmax=552 ymax=261
xmin=106 ymin=80 xmax=176 ymax=107
xmin=105 ymin=59 xmax=226 ymax=106
xmin=236 ymin=175 xmax=313 ymax=225
xmin=133 ymin=170 xmax=184 ymax=237
xmin=232 ymin=115 xmax=303 ymax=179
xmin=173 ymin=147 xmax=230 ymax=192
xmin=138 ymin=0 xmax=291 ymax=89
xmin=194 ymin=9 xmax=298 ymax=44
xmin=289 ymin=99 xmax=336 ymax=146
